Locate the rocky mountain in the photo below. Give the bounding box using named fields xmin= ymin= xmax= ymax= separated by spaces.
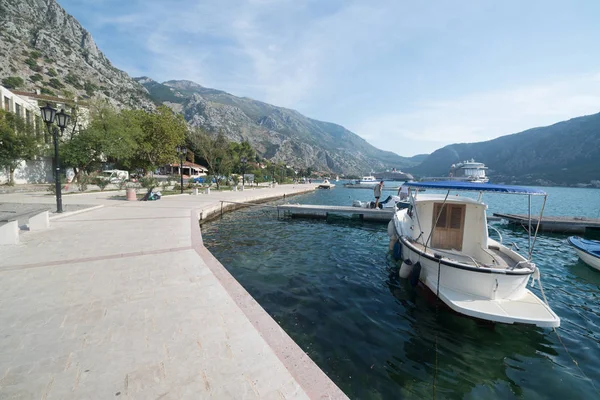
xmin=137 ymin=77 xmax=420 ymax=174
xmin=410 ymin=113 xmax=600 ymax=186
xmin=0 ymin=0 xmax=153 ymax=110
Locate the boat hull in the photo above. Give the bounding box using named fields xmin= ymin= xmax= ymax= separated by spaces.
xmin=399 ymin=240 xmax=559 ymax=327
xmin=568 ymin=236 xmax=600 ymax=271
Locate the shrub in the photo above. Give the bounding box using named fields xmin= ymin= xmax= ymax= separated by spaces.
xmin=48 ymin=78 xmax=64 ymax=89
xmin=93 ymin=176 xmax=110 ymax=191
xmin=173 ymin=183 xmax=182 ymax=192
xmin=139 ymin=176 xmax=159 ymax=190
xmin=2 ymin=76 xmax=24 ymax=89
xmin=24 ymin=57 xmax=38 ymax=70
xmin=64 ymin=73 xmax=83 ymax=89
xmin=40 ymin=88 xmax=56 ymax=96
xmin=29 ymin=50 xmax=42 ymax=59
xmin=22 ymin=50 xmax=29 ymax=57
xmin=75 ymin=173 xmax=91 ymax=192
xmin=160 ymin=180 xmax=172 ymax=191
xmin=84 ymin=81 xmax=98 ymax=96
xmin=29 ymin=73 xmax=43 ymax=82
xmin=116 ymin=179 xmax=128 ymax=191
xmin=46 ymin=67 xmax=58 ymax=77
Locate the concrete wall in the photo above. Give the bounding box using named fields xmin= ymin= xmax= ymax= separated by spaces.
xmin=0 ymin=156 xmax=54 ymax=184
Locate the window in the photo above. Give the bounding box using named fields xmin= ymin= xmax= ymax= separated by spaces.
xmin=35 ymin=116 xmax=43 ymax=139
xmin=3 ymin=96 xmax=9 ymax=111
xmin=26 ymin=110 xmax=32 ymax=126
xmin=15 ymin=103 xmax=21 ymax=117
xmin=431 ymin=203 xmax=466 ymax=251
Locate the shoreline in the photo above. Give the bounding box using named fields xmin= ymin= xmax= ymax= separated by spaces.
xmin=0 ymin=185 xmax=349 ymax=399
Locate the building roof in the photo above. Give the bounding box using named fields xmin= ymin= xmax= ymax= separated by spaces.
xmin=167 ymin=161 xmax=208 ymax=171
xmin=11 ymin=91 xmax=90 ymax=107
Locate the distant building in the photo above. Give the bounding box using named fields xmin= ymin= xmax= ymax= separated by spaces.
xmin=0 ymin=87 xmax=90 ymax=184
xmin=160 ymin=161 xmax=208 ymax=177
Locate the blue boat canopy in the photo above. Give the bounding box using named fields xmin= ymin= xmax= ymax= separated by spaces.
xmin=404 ymin=180 xmax=547 ymax=195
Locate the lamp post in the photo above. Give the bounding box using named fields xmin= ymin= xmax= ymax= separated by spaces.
xmin=240 ymin=157 xmax=247 ymax=187
xmin=40 ymin=103 xmax=70 ymax=213
xmin=176 ymin=145 xmax=187 ymax=194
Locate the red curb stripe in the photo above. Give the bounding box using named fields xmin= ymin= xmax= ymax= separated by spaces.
xmin=190 ymin=209 xmax=348 ymax=400
xmin=0 ymin=246 xmax=193 ymax=272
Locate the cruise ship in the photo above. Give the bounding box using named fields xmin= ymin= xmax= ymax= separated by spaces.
xmin=449 ymin=159 xmax=489 ymax=183
xmin=422 ymin=159 xmax=489 ymax=183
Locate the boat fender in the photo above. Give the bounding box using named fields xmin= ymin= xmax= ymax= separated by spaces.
xmin=392 ymin=241 xmax=402 ymax=260
xmin=399 ymin=259 xmax=413 ymax=279
xmin=409 ymin=262 xmax=421 ymax=287
xmin=387 ymin=220 xmax=395 ymax=237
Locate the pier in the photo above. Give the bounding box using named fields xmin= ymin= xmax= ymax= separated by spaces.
xmin=278 ymin=204 xmax=394 ymax=222
xmin=493 ymin=213 xmax=600 ymax=233
xmin=0 ymin=186 xmax=348 ymax=399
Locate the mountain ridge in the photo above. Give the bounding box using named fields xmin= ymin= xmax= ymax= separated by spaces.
xmin=410 ymin=112 xmax=600 ymax=186
xmin=137 ymin=77 xmax=422 ymax=174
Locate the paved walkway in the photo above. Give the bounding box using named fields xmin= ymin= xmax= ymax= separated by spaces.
xmin=0 ymin=186 xmax=348 ymax=399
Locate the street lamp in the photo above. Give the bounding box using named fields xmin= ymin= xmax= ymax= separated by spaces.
xmin=240 ymin=157 xmax=247 ymax=187
xmin=40 ymin=103 xmax=70 ymax=213
xmin=176 ymin=145 xmax=187 ymax=194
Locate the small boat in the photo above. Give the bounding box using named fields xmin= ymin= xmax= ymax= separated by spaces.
xmin=358 ymin=175 xmax=378 ymax=185
xmin=352 ymin=195 xmax=409 ymax=210
xmin=344 ymin=175 xmax=379 ymax=188
xmin=335 ymin=175 xmax=339 ymax=182
xmin=388 ymin=180 xmax=560 ymax=328
xmin=568 ymin=236 xmax=600 ymax=271
xmin=317 ymin=179 xmax=335 ymax=189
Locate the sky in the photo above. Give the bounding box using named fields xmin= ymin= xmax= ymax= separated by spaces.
xmin=60 ymin=0 xmax=600 ymax=156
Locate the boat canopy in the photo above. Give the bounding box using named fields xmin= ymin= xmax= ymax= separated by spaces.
xmin=405 ymin=180 xmax=546 ymax=195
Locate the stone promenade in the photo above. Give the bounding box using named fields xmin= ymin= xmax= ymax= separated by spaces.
xmin=0 ymin=186 xmax=348 ymax=399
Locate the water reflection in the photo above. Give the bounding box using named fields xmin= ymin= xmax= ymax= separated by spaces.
xmin=202 ymin=187 xmax=600 ymax=399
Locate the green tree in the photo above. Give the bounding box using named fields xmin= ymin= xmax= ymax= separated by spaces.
xmin=0 ymin=110 xmax=41 ymax=185
xmin=190 ymin=129 xmax=232 ymax=189
xmin=127 ymin=105 xmax=186 ymax=174
xmin=60 ymin=102 xmax=140 ymax=174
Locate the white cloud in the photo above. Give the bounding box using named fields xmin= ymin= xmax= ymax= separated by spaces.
xmin=353 ymin=72 xmax=600 ymax=155
xmin=66 ymin=0 xmax=600 ymax=158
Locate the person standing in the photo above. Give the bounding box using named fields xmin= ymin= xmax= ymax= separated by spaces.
xmin=374 ymin=180 xmax=384 ymax=208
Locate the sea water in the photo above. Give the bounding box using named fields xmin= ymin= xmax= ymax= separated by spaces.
xmin=202 ymin=185 xmax=600 ymax=399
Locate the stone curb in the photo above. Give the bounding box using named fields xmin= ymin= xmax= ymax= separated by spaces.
xmin=49 ymin=204 xmax=104 ymax=221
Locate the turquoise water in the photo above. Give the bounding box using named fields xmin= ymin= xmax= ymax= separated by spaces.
xmin=202 ymin=185 xmax=600 ymax=399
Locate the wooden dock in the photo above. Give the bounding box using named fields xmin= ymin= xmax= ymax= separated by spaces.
xmin=493 ymin=213 xmax=600 ymax=233
xmin=278 ymin=204 xmax=394 ymax=222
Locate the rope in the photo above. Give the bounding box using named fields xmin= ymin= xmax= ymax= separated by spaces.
xmin=528 ymin=195 xmax=547 ymax=260
xmin=535 ymin=270 xmax=600 ymax=396
xmin=432 ymin=256 xmax=442 ymax=400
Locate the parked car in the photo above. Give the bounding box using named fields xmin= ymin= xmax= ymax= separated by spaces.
xmin=98 ymin=169 xmax=129 ymax=183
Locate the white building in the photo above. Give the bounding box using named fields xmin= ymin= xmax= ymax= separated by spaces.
xmin=0 ymin=86 xmax=89 ymax=184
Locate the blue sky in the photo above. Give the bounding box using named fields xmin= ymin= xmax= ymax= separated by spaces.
xmin=61 ymin=0 xmax=600 ymax=156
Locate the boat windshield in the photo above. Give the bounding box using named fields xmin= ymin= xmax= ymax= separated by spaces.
xmin=406 ymin=180 xmax=546 ymax=195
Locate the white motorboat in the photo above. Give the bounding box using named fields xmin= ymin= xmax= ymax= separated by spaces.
xmin=568 ymin=236 xmax=600 ymax=271
xmin=358 ymin=175 xmax=378 ymax=185
xmin=344 ymin=175 xmax=379 ymax=188
xmin=317 ymin=179 xmax=335 ymax=189
xmin=388 ymin=180 xmax=560 ymax=328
